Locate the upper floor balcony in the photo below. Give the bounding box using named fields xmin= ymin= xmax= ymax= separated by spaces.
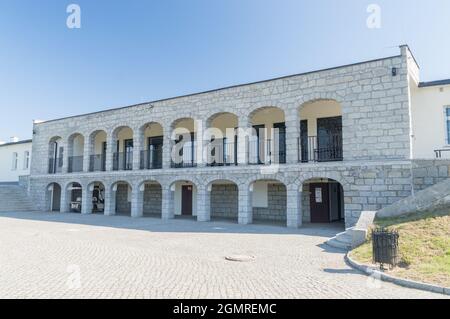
xmin=46 ymin=99 xmax=344 ymax=175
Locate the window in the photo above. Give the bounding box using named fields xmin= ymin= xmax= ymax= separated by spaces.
xmin=24 ymin=151 xmax=30 ymax=170
xmin=11 ymin=152 xmax=18 ymax=171
xmin=446 ymin=107 xmax=450 ymax=144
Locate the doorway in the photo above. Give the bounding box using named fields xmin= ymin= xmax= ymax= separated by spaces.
xmin=181 ymin=185 xmax=193 ymax=216
xmin=309 ymin=181 xmax=344 ymax=223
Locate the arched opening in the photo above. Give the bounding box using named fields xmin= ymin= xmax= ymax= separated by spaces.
xmin=209 ymin=180 xmax=238 ymax=222
xmin=88 ymin=130 xmax=107 ymax=172
xmin=249 ymin=107 xmax=286 ymax=165
xmin=45 ymin=183 xmax=61 ymax=212
xmin=250 ymin=179 xmax=287 ymax=225
xmin=66 ymin=182 xmax=83 ymax=213
xmin=170 ymin=180 xmax=197 ymax=219
xmin=298 ymin=100 xmax=343 ymax=163
xmin=140 ymin=180 xmax=163 ymax=218
xmin=140 ymin=122 xmax=164 ymax=170
xmin=48 ymin=137 xmax=63 ymax=174
xmin=109 ymin=181 xmax=132 ymax=216
xmin=67 ymin=133 xmax=85 ymax=173
xmin=112 ymin=126 xmax=134 ymax=171
xmin=302 ymin=178 xmax=345 ymax=225
xmin=86 ymin=181 xmax=106 ymax=214
xmin=170 ymin=118 xmax=197 ymax=168
xmin=206 ymin=113 xmax=239 ymax=166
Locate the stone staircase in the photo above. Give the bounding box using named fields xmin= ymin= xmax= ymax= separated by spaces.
xmin=326 ymin=211 xmax=377 ymax=251
xmin=0 ymin=184 xmax=34 ymax=212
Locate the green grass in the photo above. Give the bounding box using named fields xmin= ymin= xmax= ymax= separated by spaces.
xmin=351 ymin=209 xmax=450 ymax=287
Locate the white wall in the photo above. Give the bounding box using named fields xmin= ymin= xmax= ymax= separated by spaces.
xmin=411 ymin=84 xmax=450 ymax=159
xmin=300 ymin=100 xmax=341 ymax=136
xmin=0 ymin=141 xmax=32 ymax=183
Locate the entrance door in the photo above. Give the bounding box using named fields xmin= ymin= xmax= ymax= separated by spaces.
xmin=309 ymin=183 xmax=330 ymax=223
xmin=317 ymin=116 xmax=342 ymax=162
xmin=273 ymin=122 xmax=286 ymax=164
xmin=181 ymin=185 xmax=193 ymax=216
xmin=124 ymin=139 xmax=133 ymax=170
xmin=51 ymin=185 xmax=61 ymax=212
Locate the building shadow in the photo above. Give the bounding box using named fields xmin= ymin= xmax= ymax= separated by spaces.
xmin=0 ymin=211 xmax=345 ymax=238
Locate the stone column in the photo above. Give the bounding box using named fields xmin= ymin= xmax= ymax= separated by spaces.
xmin=105 ymin=132 xmax=115 ymax=172
xmin=196 ymin=119 xmax=206 ymax=168
xmin=131 ymin=184 xmax=144 ymax=218
xmin=133 ymin=129 xmax=143 ymax=171
xmin=81 ymin=186 xmax=92 ymax=215
xmin=161 ymin=186 xmax=174 ymax=220
xmin=285 ymin=108 xmax=300 ymax=164
xmin=60 ymin=187 xmax=69 ymax=213
xmin=162 ymin=135 xmax=172 ymax=169
xmin=238 ymin=184 xmax=252 ymax=224
xmin=196 ymin=185 xmax=211 ymax=222
xmin=83 ymin=139 xmax=92 ymax=173
xmin=104 ymin=185 xmax=116 ymax=216
xmin=61 ymin=140 xmax=69 ymax=174
xmin=237 ymin=118 xmax=250 ymax=166
xmin=286 ymin=184 xmax=302 ymax=228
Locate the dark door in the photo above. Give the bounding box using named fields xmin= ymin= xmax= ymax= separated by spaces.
xmin=300 ymin=120 xmax=309 ymax=162
xmin=52 ymin=184 xmax=61 ymax=212
xmin=181 ymin=185 xmax=193 ymax=216
xmin=309 ymin=183 xmax=330 ymax=223
xmin=148 ymin=136 xmax=163 ymax=168
xmin=317 ymin=116 xmax=342 ymax=162
xmin=124 ymin=139 xmax=133 ymax=170
xmin=101 ymin=142 xmax=107 ymax=171
xmin=273 ymin=122 xmax=286 ymax=164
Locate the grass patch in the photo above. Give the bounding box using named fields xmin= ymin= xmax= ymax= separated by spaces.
xmin=351 ymin=209 xmax=450 ymax=287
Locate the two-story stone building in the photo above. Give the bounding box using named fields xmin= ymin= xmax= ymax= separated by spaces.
xmin=27 ymin=45 xmax=450 ymax=229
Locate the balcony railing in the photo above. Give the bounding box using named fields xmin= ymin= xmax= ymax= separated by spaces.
xmin=248 ymin=139 xmax=286 ymax=165
xmin=171 ymin=141 xmax=197 ymax=168
xmin=89 ymin=154 xmax=106 ymax=172
xmin=140 ymin=149 xmax=163 ymax=170
xmin=113 ymin=152 xmax=133 ymax=171
xmin=68 ymin=156 xmax=84 ymax=173
xmin=207 ymin=140 xmax=238 ymax=167
xmin=48 ymin=157 xmax=63 ymax=174
xmin=298 ymin=135 xmax=343 ymax=163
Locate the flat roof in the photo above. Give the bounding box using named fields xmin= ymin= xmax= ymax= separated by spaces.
xmin=418 ymin=79 xmax=450 ymax=88
xmin=0 ymin=139 xmax=32 ymax=148
xmin=37 ymin=53 xmax=402 ymax=125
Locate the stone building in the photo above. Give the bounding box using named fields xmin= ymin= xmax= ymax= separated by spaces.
xmin=26 ymin=45 xmax=450 ymax=229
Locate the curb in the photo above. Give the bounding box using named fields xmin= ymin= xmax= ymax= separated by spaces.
xmin=345 ymin=253 xmax=450 ymax=296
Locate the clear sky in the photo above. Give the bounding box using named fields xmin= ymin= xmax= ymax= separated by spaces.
xmin=1 ymin=0 xmax=449 ymax=141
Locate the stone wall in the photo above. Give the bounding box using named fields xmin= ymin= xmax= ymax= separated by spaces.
xmin=210 ymin=184 xmax=238 ymax=220
xmin=253 ymin=183 xmax=287 ymax=223
xmin=143 ymin=184 xmax=162 ymax=216
xmin=412 ymin=160 xmax=450 ymax=192
xmin=116 ymin=184 xmax=131 ymax=214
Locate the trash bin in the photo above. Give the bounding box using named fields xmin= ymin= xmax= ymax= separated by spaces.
xmin=372 ymin=228 xmax=399 ymax=270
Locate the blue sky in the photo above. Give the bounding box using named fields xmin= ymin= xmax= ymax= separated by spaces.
xmin=1 ymin=0 xmax=449 ymax=140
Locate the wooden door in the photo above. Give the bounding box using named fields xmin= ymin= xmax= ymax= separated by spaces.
xmin=309 ymin=183 xmax=330 ymax=223
xmin=181 ymin=185 xmax=193 ymax=216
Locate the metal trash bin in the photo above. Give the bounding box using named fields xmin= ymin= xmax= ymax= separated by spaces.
xmin=372 ymin=228 xmax=399 ymax=270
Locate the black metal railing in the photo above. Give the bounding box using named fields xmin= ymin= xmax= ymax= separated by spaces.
xmin=48 ymin=157 xmax=63 ymax=174
xmin=113 ymin=152 xmax=133 ymax=171
xmin=140 ymin=149 xmax=163 ymax=170
xmin=68 ymin=156 xmax=84 ymax=173
xmin=434 ymin=149 xmax=450 ymax=158
xmin=171 ymin=141 xmax=197 ymax=168
xmin=298 ymin=135 xmax=343 ymax=163
xmin=248 ymin=139 xmax=286 ymax=165
xmin=207 ymin=140 xmax=238 ymax=167
xmin=89 ymin=154 xmax=106 ymax=172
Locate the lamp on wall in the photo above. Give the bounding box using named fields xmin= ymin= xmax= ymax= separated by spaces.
xmin=392 ymin=67 xmax=398 ymax=76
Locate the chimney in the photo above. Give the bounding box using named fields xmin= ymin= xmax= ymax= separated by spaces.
xmin=10 ymin=137 xmax=19 ymax=143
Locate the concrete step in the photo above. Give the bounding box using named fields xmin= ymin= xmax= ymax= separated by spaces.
xmin=335 ymin=231 xmax=352 ymax=244
xmin=0 ymin=185 xmax=33 ymax=212
xmin=325 ymin=237 xmax=351 ymax=250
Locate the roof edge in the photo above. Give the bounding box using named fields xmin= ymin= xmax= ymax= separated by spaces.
xmin=0 ymin=139 xmax=32 ymax=148
xmin=418 ymin=79 xmax=450 ymax=88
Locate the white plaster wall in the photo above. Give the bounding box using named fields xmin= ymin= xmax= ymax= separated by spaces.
xmin=411 ymin=84 xmax=450 ymax=159
xmin=252 ymin=181 xmax=268 ymax=208
xmin=94 ymin=131 xmax=107 ymax=154
xmin=0 ymin=142 xmax=32 ymax=182
xmin=300 ymin=100 xmax=342 ymax=136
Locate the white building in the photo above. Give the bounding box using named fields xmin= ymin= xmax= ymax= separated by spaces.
xmin=0 ymin=138 xmax=32 ymax=184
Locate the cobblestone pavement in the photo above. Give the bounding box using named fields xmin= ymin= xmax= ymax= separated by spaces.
xmin=0 ymin=212 xmax=447 ymax=299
